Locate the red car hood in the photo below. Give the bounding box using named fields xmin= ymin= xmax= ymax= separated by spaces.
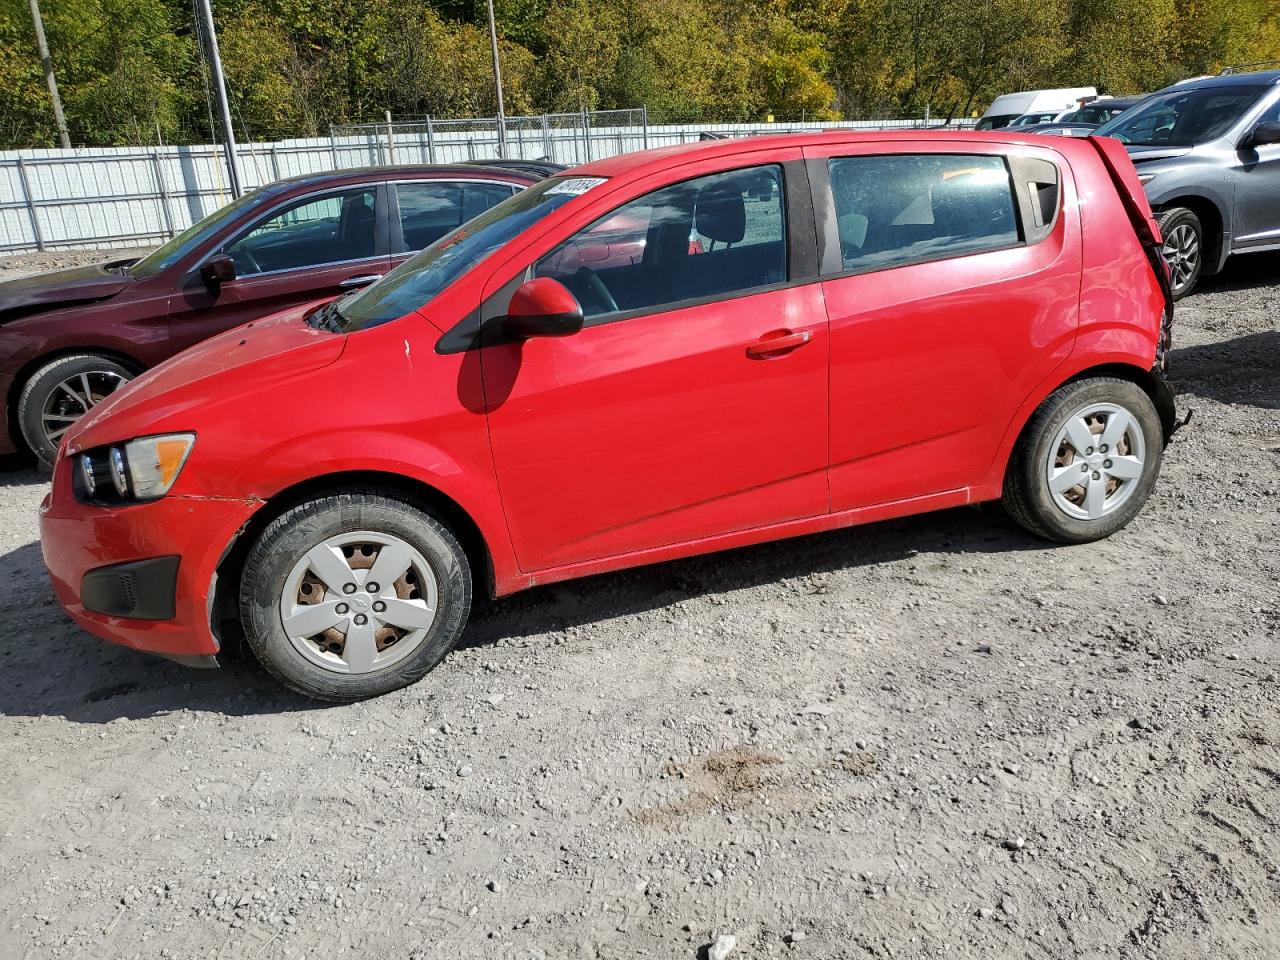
xmin=67 ymin=303 xmax=346 ymax=454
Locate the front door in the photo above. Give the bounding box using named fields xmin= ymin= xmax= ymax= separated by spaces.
xmin=803 ymin=143 xmax=1084 ymax=510
xmin=167 ymin=185 xmax=390 ymax=352
xmin=480 ymin=163 xmax=830 ymax=572
xmin=1233 ymin=96 xmax=1280 ymax=251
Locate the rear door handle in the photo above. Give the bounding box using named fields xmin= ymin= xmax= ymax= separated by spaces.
xmin=339 ymin=274 xmax=383 ymax=289
xmin=745 ymin=329 xmax=814 ymax=358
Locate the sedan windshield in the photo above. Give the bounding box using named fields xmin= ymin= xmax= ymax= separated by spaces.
xmin=334 ymin=177 xmax=594 ymax=331
xmin=1096 ymin=86 xmax=1266 ymax=146
xmin=130 ymin=188 xmax=274 ymax=279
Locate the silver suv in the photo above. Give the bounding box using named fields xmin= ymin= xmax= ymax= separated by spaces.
xmin=1095 ymin=69 xmax=1280 ymax=298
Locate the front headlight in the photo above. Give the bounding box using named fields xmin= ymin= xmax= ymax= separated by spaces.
xmin=78 ymin=433 xmax=195 ymax=502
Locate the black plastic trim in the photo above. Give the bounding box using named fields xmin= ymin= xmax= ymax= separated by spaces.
xmin=81 ymin=555 xmax=180 ymax=620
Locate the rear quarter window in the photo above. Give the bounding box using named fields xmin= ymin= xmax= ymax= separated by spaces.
xmin=827 ymin=154 xmax=1022 ymax=273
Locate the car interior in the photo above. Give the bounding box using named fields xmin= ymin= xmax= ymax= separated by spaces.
xmin=535 ymin=168 xmax=787 ymax=319
xmin=831 ymin=155 xmax=1021 ymax=271
xmin=224 ymin=189 xmax=377 ymax=275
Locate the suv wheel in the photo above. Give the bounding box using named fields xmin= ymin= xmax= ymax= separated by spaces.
xmin=240 ymin=492 xmax=472 ymax=702
xmin=1157 ymin=207 xmax=1203 ymax=300
xmin=1003 ymin=378 xmax=1163 ymax=544
xmin=17 ymin=353 xmax=134 ymax=466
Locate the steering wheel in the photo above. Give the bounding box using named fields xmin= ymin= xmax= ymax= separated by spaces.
xmin=576 ymin=267 xmax=619 ymax=316
xmin=229 ymin=245 xmax=261 ymax=275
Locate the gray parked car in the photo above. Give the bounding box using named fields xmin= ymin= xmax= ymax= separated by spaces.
xmin=1094 ymin=69 xmax=1280 ymax=297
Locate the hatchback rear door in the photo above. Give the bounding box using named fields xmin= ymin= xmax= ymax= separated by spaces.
xmin=803 ymin=139 xmax=1083 ymax=510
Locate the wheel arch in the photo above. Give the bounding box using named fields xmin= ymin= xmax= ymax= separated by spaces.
xmin=1154 ymin=194 xmax=1228 ymax=276
xmin=6 ymin=346 xmax=147 ymax=456
xmin=977 ymin=357 xmax=1173 ymax=501
xmin=209 ymin=469 xmax=496 ymax=651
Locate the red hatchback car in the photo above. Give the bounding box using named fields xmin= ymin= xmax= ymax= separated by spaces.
xmin=1 ymin=162 xmax=552 ymax=464
xmin=41 ymin=132 xmax=1176 ymax=701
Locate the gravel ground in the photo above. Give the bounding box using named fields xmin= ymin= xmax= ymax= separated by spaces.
xmin=1 ymin=249 xmax=1277 ymax=960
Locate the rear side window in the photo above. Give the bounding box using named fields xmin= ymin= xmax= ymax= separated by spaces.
xmin=535 ymin=165 xmax=786 ymax=321
xmin=396 ymin=181 xmax=516 ymax=252
xmin=828 ymin=154 xmax=1021 ymax=273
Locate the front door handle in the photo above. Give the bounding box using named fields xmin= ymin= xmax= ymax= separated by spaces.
xmin=339 ymin=274 xmax=383 ymax=289
xmin=745 ymin=329 xmax=814 ymax=359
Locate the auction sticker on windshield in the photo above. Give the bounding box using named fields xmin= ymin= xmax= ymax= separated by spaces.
xmin=546 ymin=177 xmax=608 ymax=195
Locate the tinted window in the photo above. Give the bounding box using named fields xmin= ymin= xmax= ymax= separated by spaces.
xmin=1096 ymin=86 xmax=1266 ymax=146
xmin=396 ymin=181 xmax=516 ymax=251
xmin=225 ymin=188 xmax=376 ymax=274
xmin=828 ymin=154 xmax=1021 ymax=273
xmin=535 ymin=166 xmax=786 ymax=320
xmin=336 ymin=176 xmax=588 ymax=331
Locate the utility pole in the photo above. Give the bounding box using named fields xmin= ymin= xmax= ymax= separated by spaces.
xmin=27 ymin=0 xmax=71 ymax=148
xmin=485 ymin=0 xmax=507 ymax=159
xmin=195 ymin=0 xmax=244 ymax=196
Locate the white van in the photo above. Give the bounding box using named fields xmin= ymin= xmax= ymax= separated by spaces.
xmin=976 ymin=87 xmax=1099 ymax=130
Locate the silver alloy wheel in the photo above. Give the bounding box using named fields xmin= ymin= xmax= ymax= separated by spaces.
xmin=41 ymin=370 xmax=129 ymax=445
xmin=1162 ymin=223 xmax=1199 ymax=294
xmin=279 ymin=531 xmax=440 ymax=674
xmin=1045 ymin=402 xmax=1147 ymax=522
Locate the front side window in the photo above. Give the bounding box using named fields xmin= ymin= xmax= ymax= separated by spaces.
xmin=130 ymin=188 xmax=273 ymax=279
xmin=535 ymin=165 xmax=786 ymax=321
xmin=1096 ymin=86 xmax=1266 ymax=146
xmin=828 ymin=154 xmax=1021 ymax=273
xmin=396 ymin=181 xmax=516 ymax=251
xmin=224 ymin=187 xmax=377 ymax=275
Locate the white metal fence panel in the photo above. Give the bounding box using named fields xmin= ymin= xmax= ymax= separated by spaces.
xmin=0 ymin=113 xmax=972 ymax=253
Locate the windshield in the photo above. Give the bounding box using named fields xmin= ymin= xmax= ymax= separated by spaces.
xmin=130 ymin=188 xmax=274 ymax=279
xmin=335 ymin=177 xmax=595 ymax=331
xmin=1096 ymin=86 xmax=1266 ymax=146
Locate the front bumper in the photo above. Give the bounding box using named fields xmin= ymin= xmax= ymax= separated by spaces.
xmin=40 ymin=456 xmax=259 ymax=660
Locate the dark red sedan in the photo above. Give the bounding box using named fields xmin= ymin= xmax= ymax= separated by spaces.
xmin=0 ymin=162 xmax=556 ymax=463
xmin=42 ymin=132 xmax=1176 ymax=702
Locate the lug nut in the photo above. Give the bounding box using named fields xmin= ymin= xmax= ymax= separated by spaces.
xmin=1086 ymin=446 xmax=1094 ymax=455
xmin=1081 ymin=463 xmax=1089 ymax=473
xmin=373 ymin=601 xmax=386 ymax=613
xmin=366 ymin=582 xmax=380 ymax=594
xmin=336 ymin=603 xmax=349 ymax=615
xmin=342 ymin=583 xmax=356 ymax=595
xmin=1100 ymin=444 xmax=1109 ymax=453
xmin=1104 ymin=459 xmax=1113 ymax=469
xmin=1092 ymin=471 xmax=1101 ymax=480
xmin=353 ymin=613 xmax=368 ymax=626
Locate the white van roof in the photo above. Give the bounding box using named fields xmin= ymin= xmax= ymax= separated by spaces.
xmin=981 ymin=87 xmax=1099 ymax=119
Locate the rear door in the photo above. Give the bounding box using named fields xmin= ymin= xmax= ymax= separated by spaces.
xmin=804 ymin=140 xmax=1083 ymax=510
xmin=167 ymin=184 xmax=391 ymax=351
xmin=477 ymin=157 xmax=830 ymax=572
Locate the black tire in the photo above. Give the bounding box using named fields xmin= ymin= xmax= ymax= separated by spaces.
xmin=239 ymin=492 xmax=472 ymax=702
xmin=1002 ymin=377 xmax=1163 ymax=544
xmin=17 ymin=353 xmax=135 ymax=466
xmin=1157 ymin=206 xmax=1203 ymax=300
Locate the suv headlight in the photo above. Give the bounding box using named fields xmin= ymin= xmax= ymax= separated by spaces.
xmin=78 ymin=433 xmax=195 ymax=502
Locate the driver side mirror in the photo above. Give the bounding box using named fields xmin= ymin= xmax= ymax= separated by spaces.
xmin=200 ymin=254 xmax=237 ymax=287
xmin=1245 ymin=121 xmax=1280 ymax=149
xmin=501 ymin=277 xmax=584 ymax=340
